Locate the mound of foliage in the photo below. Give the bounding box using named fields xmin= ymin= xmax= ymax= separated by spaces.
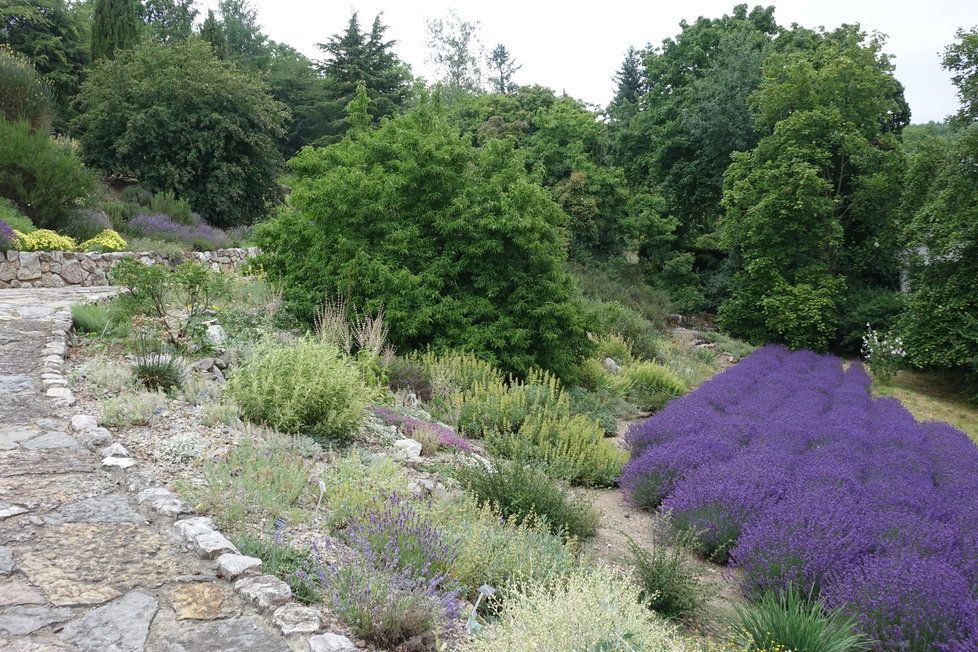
xmin=254 ymin=92 xmax=590 ymax=377
xmin=621 ymin=345 xmax=978 ymax=649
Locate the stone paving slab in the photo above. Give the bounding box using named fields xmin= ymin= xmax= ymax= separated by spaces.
xmin=0 ymin=287 xmax=312 ymax=652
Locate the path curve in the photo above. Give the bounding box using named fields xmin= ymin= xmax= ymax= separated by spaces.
xmin=0 ymin=288 xmax=302 ymax=652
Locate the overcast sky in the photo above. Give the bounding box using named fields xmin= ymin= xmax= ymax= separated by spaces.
xmin=227 ymin=0 xmax=973 ymax=123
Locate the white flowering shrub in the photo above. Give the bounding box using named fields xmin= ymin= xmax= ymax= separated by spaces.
xmin=861 ymin=324 xmax=906 ymax=382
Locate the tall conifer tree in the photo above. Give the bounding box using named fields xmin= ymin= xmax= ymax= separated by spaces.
xmin=91 ymin=0 xmax=140 ymax=60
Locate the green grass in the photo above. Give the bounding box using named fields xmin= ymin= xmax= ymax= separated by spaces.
xmin=874 ymin=369 xmax=978 ymax=442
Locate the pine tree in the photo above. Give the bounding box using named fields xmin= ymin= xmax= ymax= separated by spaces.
xmin=199 ymin=9 xmax=227 ymax=58
xmin=609 ymin=47 xmax=644 ymax=116
xmin=488 ymin=43 xmax=521 ymax=93
xmin=143 ymin=0 xmax=198 ymax=43
xmin=316 ymin=12 xmax=410 ymax=143
xmin=91 ymin=0 xmax=141 ymax=60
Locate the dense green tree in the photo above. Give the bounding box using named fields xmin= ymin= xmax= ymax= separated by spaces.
xmin=75 ymin=38 xmax=288 ymax=226
xmin=143 ymin=0 xmax=197 ymax=42
xmin=0 ymin=0 xmax=89 ymax=131
xmin=427 ymin=10 xmax=483 ymax=91
xmin=217 ymin=0 xmax=268 ymax=69
xmin=943 ymin=27 xmax=978 ymax=125
xmin=487 ymin=43 xmax=520 ymax=94
xmin=608 ymin=47 xmax=644 ymax=119
xmin=253 ymin=94 xmax=590 ymax=377
xmin=899 ymin=126 xmax=978 ymax=376
xmin=315 ymin=12 xmax=411 ymax=143
xmin=719 ymin=30 xmax=907 ymax=350
xmin=91 ymin=0 xmax=140 ymax=60
xmin=266 ymin=41 xmax=329 ymax=154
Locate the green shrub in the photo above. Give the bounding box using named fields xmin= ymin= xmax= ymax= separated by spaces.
xmin=836 ymin=286 xmax=905 ymax=354
xmin=581 ymin=296 xmax=662 ymax=360
xmin=101 ymin=198 xmax=140 ymax=230
xmin=726 ymin=585 xmax=869 ymax=652
xmin=193 ymin=431 xmax=313 ymax=530
xmin=132 ymin=346 xmax=185 ymax=392
xmin=0 ymin=119 xmax=95 ymax=229
xmin=420 ymin=350 xmax=506 ymax=395
xmin=628 ymin=529 xmax=709 ymax=620
xmin=567 ymin=386 xmax=639 ymax=436
xmin=254 ymin=100 xmax=590 ymax=377
xmin=0 ymin=46 xmax=52 ymax=132
xmin=454 ymin=460 xmax=600 ymax=541
xmin=79 ymin=229 xmax=126 ymax=252
xmin=148 ymin=190 xmax=195 ymax=225
xmin=120 ymin=185 xmax=153 ymax=206
xmin=0 ymin=196 xmax=33 ymax=233
xmin=227 ymin=338 xmax=369 ymax=443
xmin=486 ymin=412 xmax=627 ymax=487
xmin=461 ymin=565 xmax=688 ymax=652
xmin=621 ymin=361 xmax=688 ymax=412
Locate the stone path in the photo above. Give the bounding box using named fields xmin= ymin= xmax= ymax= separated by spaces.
xmin=0 ymin=288 xmax=319 ymax=652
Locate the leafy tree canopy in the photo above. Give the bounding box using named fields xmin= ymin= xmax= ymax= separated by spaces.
xmin=253 ymin=93 xmax=591 ymax=377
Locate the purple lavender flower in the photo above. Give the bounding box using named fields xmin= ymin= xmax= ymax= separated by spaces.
xmin=127 ymin=212 xmax=231 ymax=250
xmin=0 ymin=220 xmax=15 ymax=250
xmin=373 ymin=406 xmax=473 ymax=452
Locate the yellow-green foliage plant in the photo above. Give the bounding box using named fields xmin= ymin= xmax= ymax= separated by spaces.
xmin=14 ymin=228 xmax=76 ymax=251
xmin=317 ymin=452 xmax=412 ymax=527
xmin=421 ymin=350 xmax=506 ymax=393
xmin=486 ymin=413 xmax=627 ymax=487
xmin=432 ymin=493 xmax=578 ymax=600
xmin=462 ymin=565 xmax=690 ymax=652
xmin=227 ymin=337 xmax=371 ymax=443
xmin=80 ymin=229 xmax=126 ymax=252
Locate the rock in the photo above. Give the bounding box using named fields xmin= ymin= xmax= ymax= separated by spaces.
xmin=216 ymin=553 xmax=262 ymax=580
xmin=0 ymin=605 xmax=72 ymax=635
xmin=101 ymin=456 xmax=135 ymax=470
xmin=0 ymin=547 xmax=13 ymax=575
xmin=136 ymin=487 xmax=191 ymax=517
xmin=0 ymin=505 xmax=28 ymax=521
xmin=45 ymin=387 xmax=73 ymax=402
xmin=22 ymin=431 xmax=77 ymax=450
xmin=174 ymin=516 xmax=215 ymax=543
xmin=60 ymin=261 xmax=84 ymax=285
xmin=159 ymin=616 xmax=290 ymax=652
xmin=0 ymin=374 xmax=32 ymax=394
xmin=213 ymin=358 xmax=227 ymax=370
xmin=194 ymin=358 xmax=215 ymax=372
xmin=16 ymin=253 xmax=40 ymax=281
xmin=0 ymin=580 xmax=45 ymax=606
xmin=168 ymin=582 xmax=236 ymax=620
xmin=234 ymin=575 xmax=291 ymax=612
xmin=205 ymin=324 xmax=227 ymax=348
xmin=308 ymin=633 xmax=357 ymax=652
xmin=69 ymin=415 xmax=99 ymax=433
xmin=0 ymin=426 xmax=35 ymax=451
xmin=100 ymin=443 xmax=129 ymax=458
xmin=665 ymin=313 xmax=685 ymax=326
xmin=194 ymin=531 xmax=238 ymax=559
xmin=272 ymin=602 xmax=321 ymax=635
xmin=601 ymin=357 xmax=622 ymax=374
xmin=392 ymin=438 xmax=423 ymax=463
xmin=211 ymin=366 xmax=226 ymax=383
xmin=59 ymin=591 xmax=158 ymax=652
xmin=45 ymin=494 xmax=144 ymax=525
xmin=78 ymin=427 xmax=112 ymax=451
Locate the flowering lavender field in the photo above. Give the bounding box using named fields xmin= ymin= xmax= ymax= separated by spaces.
xmin=622 ymin=345 xmax=978 ymax=650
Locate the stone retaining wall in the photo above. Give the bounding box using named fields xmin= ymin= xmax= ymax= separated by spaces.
xmin=0 ymin=247 xmax=258 ymax=289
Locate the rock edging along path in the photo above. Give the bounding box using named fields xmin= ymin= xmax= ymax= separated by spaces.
xmin=0 ymin=247 xmax=258 ymax=290
xmin=0 ymin=288 xmax=355 ymax=652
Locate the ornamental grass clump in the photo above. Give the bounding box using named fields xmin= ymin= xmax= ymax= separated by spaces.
xmin=628 ymin=528 xmax=710 ymax=620
xmin=227 ymin=337 xmax=370 ymax=443
xmin=619 ymin=344 xmax=978 ymax=648
xmin=727 ymin=584 xmax=870 ymax=652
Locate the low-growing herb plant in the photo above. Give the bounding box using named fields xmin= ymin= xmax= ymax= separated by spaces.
xmin=627 ymin=528 xmax=710 ymax=620
xmin=234 ymin=534 xmax=320 ymax=604
xmin=99 ymin=390 xmax=166 ymax=427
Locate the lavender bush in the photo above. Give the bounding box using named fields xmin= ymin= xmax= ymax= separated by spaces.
xmin=0 ymin=219 xmax=14 ymax=249
xmin=621 ymin=344 xmax=978 ymax=649
xmin=373 ymin=406 xmax=473 ymax=452
xmin=307 ymin=495 xmax=463 ymax=649
xmin=127 ymin=212 xmax=231 ymax=251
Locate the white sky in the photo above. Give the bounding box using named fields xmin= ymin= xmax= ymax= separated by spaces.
xmin=223 ymin=0 xmax=974 ymax=123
